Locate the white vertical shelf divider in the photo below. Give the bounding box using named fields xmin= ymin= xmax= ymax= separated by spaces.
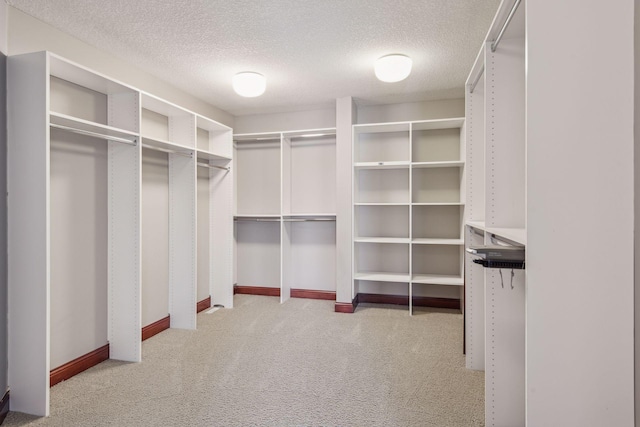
xmin=464 ymin=45 xmax=486 ymax=371
xmin=7 ymin=51 xmax=51 ymax=417
xmin=483 ymin=28 xmax=526 ymax=427
xmin=108 ymin=92 xmax=142 ymax=361
xmin=408 ymin=124 xmax=414 ymax=315
xmin=280 ymin=134 xmax=292 ymax=303
xmin=168 ymin=112 xmax=197 ymax=329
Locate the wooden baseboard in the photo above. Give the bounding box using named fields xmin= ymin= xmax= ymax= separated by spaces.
xmin=197 ymin=296 xmax=211 ymax=313
xmin=0 ymin=390 xmax=9 ymax=425
xmin=291 ymin=289 xmax=336 ymax=300
xmin=142 ymin=315 xmax=170 ymax=341
xmin=358 ymin=293 xmax=461 ymax=310
xmin=335 ymin=295 xmax=359 ymax=313
xmin=234 ymin=286 xmax=280 ymax=297
xmin=50 ymin=344 xmax=109 ymax=387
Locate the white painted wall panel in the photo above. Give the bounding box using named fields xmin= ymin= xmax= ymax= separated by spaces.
xmin=141 ymin=148 xmax=169 ymax=327
xmin=526 ymin=1 xmax=634 ymax=425
xmin=49 ymin=132 xmax=108 ymax=369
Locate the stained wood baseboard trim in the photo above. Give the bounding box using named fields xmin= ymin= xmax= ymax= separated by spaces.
xmin=0 ymin=390 xmax=9 ymax=425
xmin=142 ymin=315 xmax=170 ymax=341
xmin=335 ymin=293 xmax=460 ymax=312
xmin=234 ymin=286 xmax=280 ymax=297
xmin=290 ymin=289 xmax=336 ymax=300
xmin=358 ymin=293 xmax=461 ymax=310
xmin=197 ymin=296 xmax=211 ymax=313
xmin=335 ymin=295 xmax=359 ymax=313
xmin=50 ymin=344 xmax=109 ymax=387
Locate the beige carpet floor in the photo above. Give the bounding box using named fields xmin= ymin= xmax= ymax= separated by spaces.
xmin=5 ymin=295 xmax=484 ymax=426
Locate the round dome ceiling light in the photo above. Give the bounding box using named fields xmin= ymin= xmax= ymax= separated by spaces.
xmin=232 ymin=72 xmax=266 ymax=97
xmin=374 ymin=54 xmax=412 ymax=82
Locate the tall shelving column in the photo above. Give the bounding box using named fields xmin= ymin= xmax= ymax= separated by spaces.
xmin=197 ymin=116 xmax=234 ymax=309
xmin=282 ymin=129 xmax=337 ymax=299
xmin=233 ymin=133 xmax=282 ymax=295
xmin=409 ymin=119 xmax=466 ymax=315
xmin=353 ymin=123 xmax=411 ymax=306
xmin=464 ymin=44 xmax=486 ymax=372
xmin=464 ymin=1 xmax=527 ymax=425
xmin=7 ymin=51 xmax=142 ymax=416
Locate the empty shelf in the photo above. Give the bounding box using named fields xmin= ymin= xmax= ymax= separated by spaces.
xmin=196 ymin=149 xmax=232 ymax=161
xmin=411 ymin=274 xmax=464 ymax=286
xmin=50 ymin=112 xmax=138 ymax=143
xmin=355 ymin=161 xmax=410 ymax=169
xmin=412 ymin=238 xmax=464 ymax=245
xmin=355 ymin=272 xmax=410 ymax=283
xmin=355 ymin=237 xmax=410 ymax=244
xmin=412 ymin=161 xmax=465 ymax=169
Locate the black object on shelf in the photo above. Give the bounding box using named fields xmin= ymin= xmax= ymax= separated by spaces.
xmin=472 ymin=258 xmax=525 ymax=270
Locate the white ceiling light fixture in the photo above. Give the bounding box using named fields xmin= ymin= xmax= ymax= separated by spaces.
xmin=374 ymin=54 xmax=413 ymax=82
xmin=232 ymin=72 xmax=266 ymax=97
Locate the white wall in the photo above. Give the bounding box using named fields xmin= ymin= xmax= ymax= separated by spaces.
xmin=141 ymin=149 xmax=170 ymax=327
xmin=357 ymin=99 xmax=464 ymax=124
xmin=635 ymin=0 xmax=640 ymax=423
xmin=6 ymin=6 xmax=234 ymax=128
xmin=234 ymin=107 xmax=336 ymax=134
xmin=526 ymin=1 xmax=634 ymax=425
xmin=0 ymin=0 xmax=9 ymax=398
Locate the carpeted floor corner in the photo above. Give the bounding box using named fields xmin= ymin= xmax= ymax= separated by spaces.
xmin=5 ymin=295 xmax=484 ymax=426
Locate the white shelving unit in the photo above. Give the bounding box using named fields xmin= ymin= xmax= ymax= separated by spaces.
xmin=7 ymin=51 xmax=233 ymax=416
xmin=352 ymin=118 xmax=465 ymax=315
xmin=464 ymin=1 xmax=526 ymax=425
xmin=234 ymin=129 xmax=337 ymax=302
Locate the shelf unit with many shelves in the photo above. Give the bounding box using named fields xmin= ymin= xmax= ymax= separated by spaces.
xmin=352 ymin=118 xmax=465 ymax=315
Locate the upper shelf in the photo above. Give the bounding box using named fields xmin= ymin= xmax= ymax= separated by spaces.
xmin=50 ymin=112 xmax=138 ymax=144
xmin=196 ymin=149 xmax=231 ymax=162
xmin=412 ymin=161 xmax=464 ymax=169
xmin=355 ymin=161 xmax=410 ymax=170
xmin=141 ymin=135 xmax=193 ymax=155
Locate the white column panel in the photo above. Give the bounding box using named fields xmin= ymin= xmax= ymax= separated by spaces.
xmin=7 ymin=51 xmax=50 ymax=416
xmin=107 ymin=92 xmax=141 ymax=362
xmin=464 ymin=226 xmax=484 ymax=371
xmin=527 ymin=1 xmax=634 ymax=425
xmin=168 ymin=153 xmax=197 ymax=329
xmin=210 ymin=159 xmax=234 ymax=308
xmin=336 ymin=97 xmax=356 ymax=303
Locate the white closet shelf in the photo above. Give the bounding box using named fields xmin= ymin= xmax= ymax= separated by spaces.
xmin=355 ymin=161 xmax=410 ymax=170
xmin=141 ymin=92 xmax=191 ymax=118
xmin=141 ymin=136 xmax=193 ymax=154
xmin=411 ymin=117 xmax=465 ymax=131
xmin=196 ymin=149 xmax=231 ymax=161
xmin=283 ymin=213 xmax=336 ymax=218
xmin=49 ymin=53 xmax=137 ymax=96
xmin=486 ymin=227 xmax=527 ymax=245
xmin=234 ymin=214 xmax=281 ymax=218
xmin=466 ymin=220 xmax=486 ymax=230
xmin=353 ymin=122 xmax=410 ymax=134
xmin=355 ymin=237 xmax=410 ymax=244
xmin=412 ymin=202 xmax=465 ymax=206
xmin=355 ymin=272 xmax=410 ymax=283
xmin=411 ymin=274 xmax=463 ymax=286
xmin=50 ymin=112 xmax=138 ymax=142
xmin=412 ymin=161 xmax=465 ymax=169
xmin=412 ymin=238 xmax=464 ymax=245
xmin=354 ymin=203 xmax=411 ymax=206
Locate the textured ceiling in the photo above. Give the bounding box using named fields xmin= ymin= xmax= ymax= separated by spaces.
xmin=7 ymin=0 xmax=500 ymax=116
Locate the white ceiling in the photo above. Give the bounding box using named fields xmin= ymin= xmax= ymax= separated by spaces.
xmin=7 ymin=0 xmax=501 ymax=116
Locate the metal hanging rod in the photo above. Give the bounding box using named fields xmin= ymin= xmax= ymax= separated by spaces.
xmin=50 ymin=123 xmax=137 ymax=146
xmin=283 ymin=218 xmax=336 ymax=222
xmin=141 ymin=143 xmax=192 ymax=158
xmin=197 ymin=162 xmax=230 ymax=171
xmin=491 ymin=0 xmax=522 ymax=52
xmin=469 ymin=64 xmax=485 ymax=94
xmin=234 ymin=218 xmax=281 ymax=222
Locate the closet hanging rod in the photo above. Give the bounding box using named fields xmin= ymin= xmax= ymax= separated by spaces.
xmin=491 ymin=0 xmax=522 ymax=52
xmin=469 ymin=64 xmax=485 ymax=94
xmin=50 ymin=123 xmax=137 ymax=146
xmin=196 ymin=162 xmax=230 ymax=171
xmin=234 ymin=218 xmax=281 ymax=222
xmin=141 ymin=143 xmax=192 ymax=158
xmin=283 ymin=218 xmax=336 ymax=222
